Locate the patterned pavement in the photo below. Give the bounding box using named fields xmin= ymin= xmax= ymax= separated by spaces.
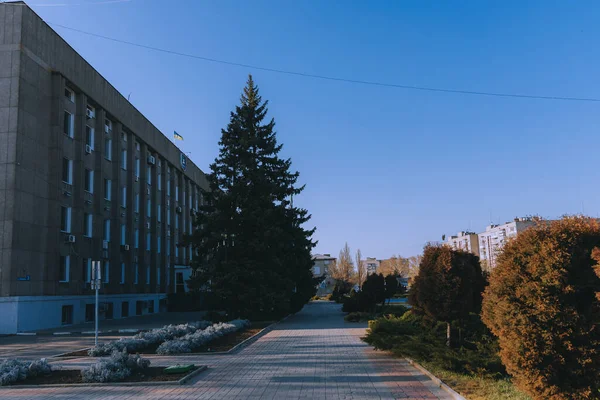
xmin=0 ymin=301 xmax=450 ymax=399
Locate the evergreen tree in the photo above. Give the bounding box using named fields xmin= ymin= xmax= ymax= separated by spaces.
xmin=186 ymin=75 xmax=316 ymax=319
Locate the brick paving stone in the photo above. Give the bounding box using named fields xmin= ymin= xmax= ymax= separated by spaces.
xmin=0 ymin=301 xmax=450 ymax=399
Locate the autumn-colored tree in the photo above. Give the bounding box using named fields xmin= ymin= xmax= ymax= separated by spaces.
xmin=482 ymin=216 xmax=600 ymax=400
xmin=329 ymin=242 xmax=355 ymax=283
xmin=409 ymin=244 xmax=485 ymax=346
xmin=378 ymin=255 xmax=410 ymax=277
xmin=355 ymin=248 xmax=367 ymax=288
xmin=406 ymin=254 xmax=422 ymax=279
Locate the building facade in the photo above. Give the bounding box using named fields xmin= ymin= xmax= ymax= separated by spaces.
xmin=363 ymin=257 xmax=380 ymax=275
xmin=312 ymin=254 xmax=336 ymax=296
xmin=446 ymin=231 xmax=480 ymax=257
xmin=0 ymin=2 xmax=209 ymax=333
xmin=478 ymin=218 xmax=538 ymax=271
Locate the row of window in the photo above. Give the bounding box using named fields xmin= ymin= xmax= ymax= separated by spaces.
xmin=61 ymin=299 xmax=160 ymax=325
xmin=59 ymin=255 xmax=163 ymax=286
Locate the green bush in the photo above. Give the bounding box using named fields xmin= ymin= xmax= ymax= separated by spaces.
xmin=344 ymin=312 xmax=373 ymax=322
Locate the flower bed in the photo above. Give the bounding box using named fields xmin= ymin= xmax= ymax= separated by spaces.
xmin=82 ymin=350 xmax=151 ymax=383
xmin=88 ymin=320 xmax=210 ymax=356
xmin=0 ymin=359 xmax=52 ymax=386
xmin=156 ymin=319 xmax=250 ymax=355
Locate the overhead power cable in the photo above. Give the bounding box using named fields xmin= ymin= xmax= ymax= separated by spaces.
xmin=37 ymin=22 xmax=600 ymax=103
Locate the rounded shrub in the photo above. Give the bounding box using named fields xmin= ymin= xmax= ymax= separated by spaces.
xmin=482 ymin=216 xmax=600 ymax=400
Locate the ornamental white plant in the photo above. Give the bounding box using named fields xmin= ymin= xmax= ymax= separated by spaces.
xmin=156 ymin=319 xmax=250 ymax=355
xmin=81 ymin=349 xmax=151 ymax=383
xmin=88 ymin=320 xmax=210 ymax=356
xmin=0 ymin=358 xmax=52 ymax=386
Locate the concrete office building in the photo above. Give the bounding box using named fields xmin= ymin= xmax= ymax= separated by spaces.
xmin=0 ymin=2 xmax=209 ymax=333
xmin=446 ymin=231 xmax=480 ymax=257
xmin=478 ymin=217 xmax=539 ymax=271
xmin=312 ymin=254 xmax=335 ymax=296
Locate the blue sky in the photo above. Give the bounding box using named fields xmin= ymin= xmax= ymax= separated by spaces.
xmin=25 ymin=0 xmax=600 ymax=258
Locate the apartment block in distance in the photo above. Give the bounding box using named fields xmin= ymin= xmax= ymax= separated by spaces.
xmin=478 ymin=217 xmax=540 ymax=271
xmin=313 ymin=254 xmax=336 ymax=296
xmin=446 ymin=231 xmax=480 ymax=257
xmin=0 ymin=2 xmax=209 ymax=333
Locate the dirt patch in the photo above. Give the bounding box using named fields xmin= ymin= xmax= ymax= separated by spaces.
xmin=8 ymin=366 xmax=199 ymax=386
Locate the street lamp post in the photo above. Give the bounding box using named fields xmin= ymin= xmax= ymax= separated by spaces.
xmin=91 ymin=261 xmax=101 ymax=346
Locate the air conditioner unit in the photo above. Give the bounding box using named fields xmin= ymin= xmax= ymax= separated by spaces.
xmin=86 ymin=108 xmax=95 ymax=119
xmin=146 ymin=188 xmax=150 ymax=195
xmin=135 ymin=176 xmax=139 ymax=182
xmin=166 ymin=199 xmax=170 ymax=207
xmin=147 ymin=155 xmax=156 ymax=165
xmin=105 ymin=127 xmax=112 ymax=135
xmin=121 ymin=212 xmax=126 ymax=217
xmin=102 ymin=240 xmax=109 ymax=249
xmin=85 ymin=144 xmax=92 ymax=154
xmin=145 ymin=222 xmax=151 ymax=229
xmin=123 ymin=244 xmax=130 ymax=251
xmin=166 ymin=230 xmax=170 ymax=237
xmin=67 ymin=235 xmax=76 ymax=243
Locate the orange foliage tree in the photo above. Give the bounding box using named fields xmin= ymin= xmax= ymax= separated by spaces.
xmin=482 ymin=216 xmax=600 ymax=400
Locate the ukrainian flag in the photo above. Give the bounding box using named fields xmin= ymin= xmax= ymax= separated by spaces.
xmin=174 ymin=131 xmax=184 ymax=141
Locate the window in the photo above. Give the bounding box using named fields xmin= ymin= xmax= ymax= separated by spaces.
xmin=104 ymin=179 xmax=112 ymax=200
xmin=157 ymin=204 xmax=161 ymax=222
xmin=121 ymin=224 xmax=126 ymax=245
xmin=104 ymin=138 xmax=112 ymax=160
xmin=147 ymin=199 xmax=151 ymax=218
xmin=134 ymin=229 xmax=139 ymax=249
xmin=84 ymin=213 xmax=92 ymax=237
xmin=146 ymin=167 xmax=152 ymax=185
xmin=120 ymin=263 xmax=125 ymax=284
xmin=85 ymin=126 xmax=95 ymax=149
xmin=175 ymin=272 xmax=184 ymax=293
xmin=121 ymin=132 xmax=128 ymax=142
xmin=103 ymin=261 xmax=109 ymax=283
xmin=158 ymin=173 xmax=162 ymax=191
xmin=83 ymin=258 xmax=92 ymax=283
xmin=105 ymin=119 xmax=112 ymax=134
xmin=195 ymin=191 xmax=198 ymax=210
xmin=135 ymin=141 xmax=140 ymax=151
xmin=59 ymin=255 xmax=70 ymax=282
xmin=61 ymin=305 xmax=73 ymax=325
xmin=313 ymin=266 xmax=321 ymax=275
xmin=166 ymin=238 xmax=170 ymax=256
xmin=146 ymin=266 xmax=150 ymax=284
xmin=104 ymin=219 xmax=110 ymax=242
xmin=135 ymin=158 xmax=140 ymax=179
xmin=166 ymin=210 xmax=170 ymax=225
xmin=135 ymin=193 xmax=140 ymax=213
xmin=60 ymin=206 xmax=71 ymax=233
xmin=63 ymin=111 xmax=74 ymax=138
xmin=167 ymin=180 xmax=171 ymax=196
xmin=175 ymin=215 xmax=179 ymax=229
xmin=148 ymin=300 xmax=154 ymax=314
xmin=134 ymin=264 xmax=139 ymax=284
xmin=64 ymin=87 xmax=74 ymax=102
xmin=157 ymin=267 xmax=161 ymax=285
xmin=62 ymin=158 xmax=73 ymax=184
xmin=86 ymin=104 xmax=95 ymax=119
xmin=146 ymin=232 xmax=151 ymax=251
xmin=189 ymin=193 xmax=192 ymax=208
xmin=175 ymin=241 xmax=179 ymax=257
xmin=157 ymin=236 xmax=161 ymax=254
xmin=175 ymin=185 xmax=179 ymax=200
xmin=183 ymin=189 xmax=186 ymax=206
xmin=121 ymin=302 xmax=129 ymax=317
xmin=121 ymin=186 xmax=127 ymax=208
xmin=84 ymin=169 xmax=94 ymax=193
xmin=121 ymin=149 xmax=127 ymax=170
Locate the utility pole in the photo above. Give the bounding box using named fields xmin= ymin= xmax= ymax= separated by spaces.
xmin=91 ymin=261 xmax=101 ymax=346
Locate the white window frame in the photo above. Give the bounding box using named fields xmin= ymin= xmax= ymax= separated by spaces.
xmin=135 ymin=141 xmax=140 ymax=151
xmin=104 ymin=219 xmax=111 ymax=242
xmin=158 ymin=173 xmax=162 ymax=191
xmin=121 ymin=186 xmax=127 ymax=209
xmin=105 ymin=119 xmax=112 ymax=134
xmin=135 ymin=158 xmax=140 ymax=178
xmin=63 ymin=111 xmax=74 ymax=138
xmin=60 ymin=206 xmax=72 ymax=233
xmin=84 ymin=213 xmax=93 ymax=237
xmin=85 ymin=126 xmax=95 ymax=150
xmin=104 ymin=179 xmax=112 ymax=200
xmin=59 ymin=255 xmax=70 ymax=282
xmin=105 ymin=138 xmax=112 ymax=161
xmin=121 ymin=149 xmax=127 ymax=170
xmin=86 ymin=104 xmax=95 ymax=119
xmin=135 ymin=193 xmax=140 ymax=213
xmin=84 ymin=258 xmax=92 ymax=283
xmin=146 ymin=167 xmax=152 ymax=185
xmin=65 ymin=87 xmax=75 ymax=102
xmin=157 ymin=204 xmax=161 ymax=222
xmin=134 ymin=229 xmax=139 ymax=249
xmin=85 ymin=169 xmax=94 ymax=193
xmin=62 ymin=158 xmax=73 ymax=184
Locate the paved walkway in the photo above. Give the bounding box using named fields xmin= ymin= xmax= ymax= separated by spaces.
xmin=1 ymin=302 xmax=449 ymax=399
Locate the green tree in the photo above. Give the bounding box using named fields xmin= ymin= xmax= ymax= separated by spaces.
xmin=409 ymin=244 xmax=485 ymax=346
xmin=186 ymin=75 xmax=316 ymax=319
xmin=482 ymin=216 xmax=600 ymax=400
xmin=361 ymin=273 xmax=386 ymax=311
xmin=384 ymin=274 xmax=399 ymax=304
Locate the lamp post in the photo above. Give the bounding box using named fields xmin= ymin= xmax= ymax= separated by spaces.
xmin=91 ymin=261 xmax=101 ymax=346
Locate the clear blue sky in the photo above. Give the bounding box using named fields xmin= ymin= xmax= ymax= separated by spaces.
xmin=25 ymin=0 xmax=600 ymax=258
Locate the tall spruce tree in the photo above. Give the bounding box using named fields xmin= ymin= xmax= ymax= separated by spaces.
xmin=186 ymin=75 xmax=316 ymax=319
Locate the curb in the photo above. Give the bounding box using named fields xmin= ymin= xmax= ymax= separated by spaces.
xmin=405 ymin=358 xmax=467 ymax=400
xmin=1 ymin=365 xmax=208 ymax=389
xmin=13 ymin=329 xmax=143 ymax=337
